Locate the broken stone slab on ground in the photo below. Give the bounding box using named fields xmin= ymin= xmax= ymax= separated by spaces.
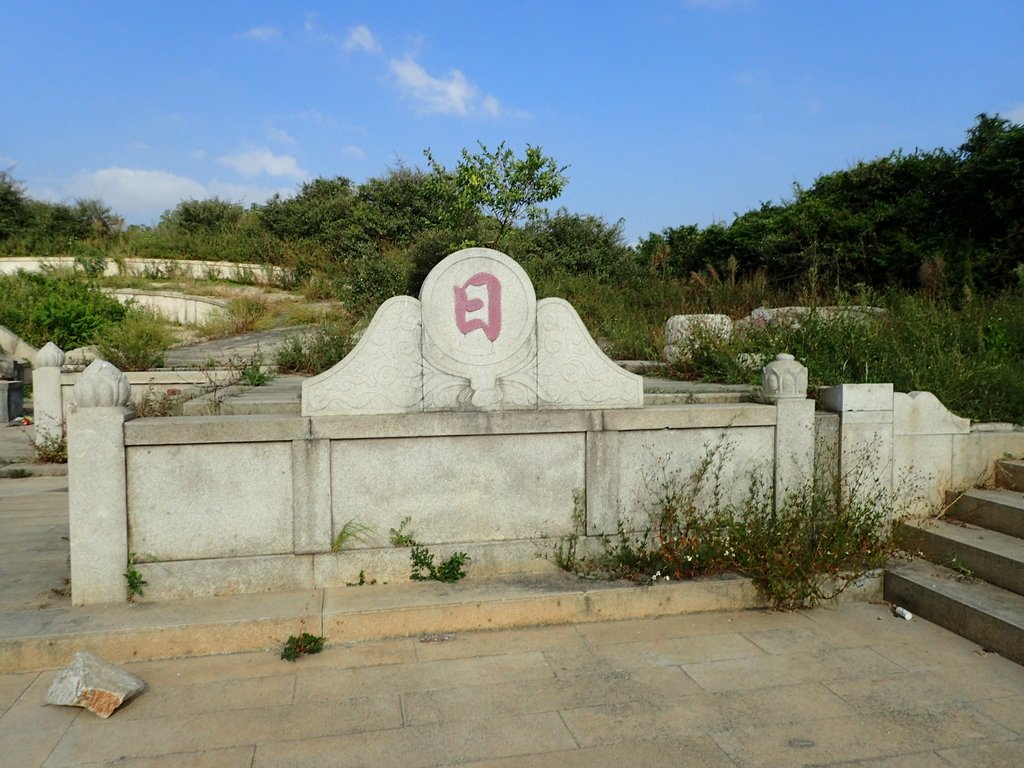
xmin=45 ymin=651 xmax=146 ymax=718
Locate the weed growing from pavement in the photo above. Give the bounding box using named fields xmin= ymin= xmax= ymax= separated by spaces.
xmin=32 ymin=432 xmax=67 ymax=464
xmin=124 ymin=552 xmax=147 ymax=601
xmin=280 ymin=632 xmax=326 ymax=661
xmin=946 ymin=556 xmax=975 ymax=581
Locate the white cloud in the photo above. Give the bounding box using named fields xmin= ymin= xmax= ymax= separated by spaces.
xmin=267 ymin=127 xmax=295 ymax=144
xmin=481 ymin=96 xmax=501 ymax=118
xmin=241 ymin=26 xmax=280 ymax=41
xmin=390 ymin=54 xmax=511 ymax=118
xmin=217 ymin=148 xmax=307 ymax=178
xmin=65 ymin=168 xmax=209 ymax=223
xmin=1004 ymin=103 xmax=1024 ymax=123
xmin=344 ymin=24 xmax=381 ymax=54
xmin=390 ymin=55 xmax=475 ymax=116
xmin=342 ymin=145 xmax=365 ymax=159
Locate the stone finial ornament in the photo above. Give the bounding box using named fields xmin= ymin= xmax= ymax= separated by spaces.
xmin=762 ymin=353 xmax=808 ymax=402
xmin=35 ymin=342 xmax=66 ymax=369
xmin=74 ymin=359 xmax=131 ymax=408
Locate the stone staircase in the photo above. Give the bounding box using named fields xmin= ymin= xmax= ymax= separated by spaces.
xmin=885 ymin=458 xmax=1024 ymax=665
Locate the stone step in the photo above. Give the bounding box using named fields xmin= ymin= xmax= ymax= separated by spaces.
xmin=0 ymin=571 xmax=778 ymax=674
xmin=899 ymin=518 xmax=1024 ymax=596
xmin=946 ymin=488 xmax=1024 ymax=540
xmin=996 ymin=459 xmax=1024 ymax=492
xmin=884 ymin=558 xmax=1024 ymax=666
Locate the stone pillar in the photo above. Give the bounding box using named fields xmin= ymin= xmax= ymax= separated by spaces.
xmin=819 ymin=383 xmax=895 ymax=506
xmin=586 ymin=430 xmax=620 ymax=536
xmin=292 ymin=438 xmax=332 ymax=553
xmin=33 ymin=342 xmax=65 ymax=447
xmin=68 ymin=360 xmax=133 ymax=605
xmin=762 ymin=353 xmax=815 ymax=509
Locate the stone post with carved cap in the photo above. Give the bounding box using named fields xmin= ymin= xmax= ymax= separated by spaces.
xmin=67 ymin=359 xmax=134 ymax=605
xmin=32 ymin=342 xmax=65 ymax=448
xmin=763 ymin=353 xmax=815 ymax=509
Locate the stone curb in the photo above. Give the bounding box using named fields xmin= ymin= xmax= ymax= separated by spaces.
xmin=0 ymin=572 xmax=773 ymax=674
xmin=0 ymin=461 xmax=67 ymax=478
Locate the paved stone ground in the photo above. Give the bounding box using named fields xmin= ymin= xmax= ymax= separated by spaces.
xmin=2 ymin=406 xmax=1024 ymax=766
xmin=163 ymin=325 xmax=315 ymax=368
xmin=1 ymin=602 xmax=1023 ymax=767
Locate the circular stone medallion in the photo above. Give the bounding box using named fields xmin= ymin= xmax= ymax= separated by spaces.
xmin=420 ymin=247 xmax=536 ymax=370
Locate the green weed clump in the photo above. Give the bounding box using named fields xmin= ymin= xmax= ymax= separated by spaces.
xmin=556 ymin=445 xmax=905 ymax=610
xmin=280 ymin=632 xmax=326 ymax=661
xmin=124 ymin=553 xmax=147 ymax=601
xmin=201 ymin=295 xmax=272 ymax=338
xmin=0 ymin=271 xmax=126 ymax=349
xmin=389 ymin=516 xmax=470 ymax=583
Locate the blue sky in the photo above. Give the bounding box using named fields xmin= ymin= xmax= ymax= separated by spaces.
xmin=3 ymin=1 xmax=1022 ymax=244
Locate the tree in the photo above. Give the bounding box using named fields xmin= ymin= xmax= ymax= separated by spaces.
xmin=0 ymin=169 xmax=30 ymax=241
xmin=355 ymin=165 xmax=448 ymax=252
xmin=159 ymin=197 xmax=245 ymax=236
xmin=424 ymin=141 xmax=569 ymax=247
xmin=257 ymin=177 xmax=359 ymax=243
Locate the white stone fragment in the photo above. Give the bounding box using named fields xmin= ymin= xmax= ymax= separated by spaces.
xmin=45 ymin=651 xmax=146 ymax=718
xmin=819 ymin=383 xmax=894 ymax=413
xmin=894 ymin=391 xmax=970 ymax=436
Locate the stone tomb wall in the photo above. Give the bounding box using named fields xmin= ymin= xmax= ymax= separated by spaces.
xmin=64 ymin=247 xmax=1024 ymax=605
xmin=85 ymin=404 xmax=779 ymax=604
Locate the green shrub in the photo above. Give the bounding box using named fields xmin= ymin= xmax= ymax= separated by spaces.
xmin=0 ymin=271 xmax=126 ymax=348
xmin=201 ymin=295 xmax=272 ymax=337
xmin=274 ymin=318 xmax=355 ymax=375
xmin=94 ymin=310 xmax=174 ymax=371
xmin=343 ymin=250 xmax=411 ymax=312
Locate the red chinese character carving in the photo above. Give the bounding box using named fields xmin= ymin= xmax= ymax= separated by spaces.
xmin=454 ymin=272 xmax=502 ymax=342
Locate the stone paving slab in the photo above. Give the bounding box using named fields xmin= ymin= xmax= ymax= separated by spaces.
xmin=2 ymin=603 xmax=1022 ymax=767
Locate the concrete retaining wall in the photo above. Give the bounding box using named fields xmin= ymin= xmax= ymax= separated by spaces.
xmin=108 ymin=289 xmax=227 ymax=325
xmin=0 ymin=256 xmax=288 ymax=286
